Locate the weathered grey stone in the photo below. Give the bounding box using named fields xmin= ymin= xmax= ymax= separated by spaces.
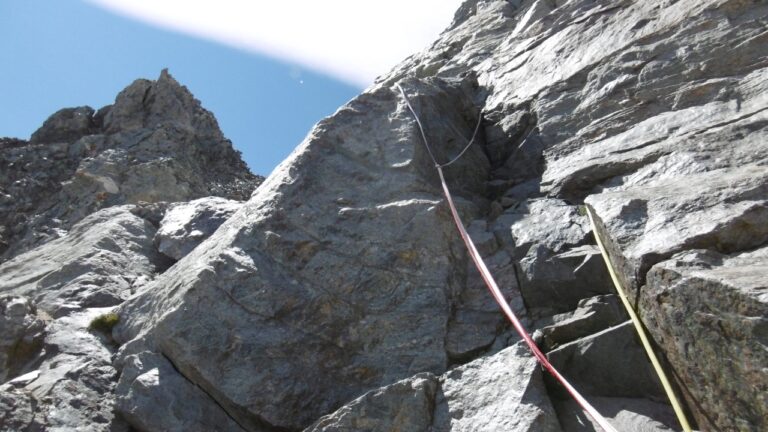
xmin=29 ymin=106 xmax=98 ymax=145
xmin=0 ymin=297 xmax=46 ymax=383
xmin=492 ymin=199 xmax=591 ymax=259
xmin=537 ymin=295 xmax=626 ymax=352
xmin=518 ymin=245 xmax=614 ymax=317
xmin=503 ymin=178 xmax=542 ymax=203
xmin=555 ymin=397 xmax=678 ymax=432
xmin=432 ymin=342 xmax=561 ymax=432
xmin=0 ymin=307 xmax=129 ymax=431
xmin=446 ymin=248 xmax=523 ymax=362
xmin=155 ymin=197 xmax=243 ymax=260
xmin=547 ymin=321 xmax=664 ymax=400
xmin=0 ymin=206 xmax=165 ymax=317
xmin=543 ymin=67 xmax=768 ymax=202
xmin=116 ymin=351 xmax=247 ymax=432
xmin=129 ymin=200 xmax=170 ymax=227
xmin=583 ymin=165 xmax=768 ymax=431
xmin=641 ymin=248 xmax=768 ymax=431
xmin=305 ymin=373 xmax=438 ymax=432
xmin=465 ymin=219 xmax=498 ymax=257
xmin=0 ymin=387 xmax=38 ymax=431
xmin=309 ymin=343 xmax=561 ymax=432
xmin=585 ymin=165 xmax=768 ymax=297
xmin=3 ymin=0 xmax=767 ymax=428
xmin=114 ymin=77 xmax=492 ymax=430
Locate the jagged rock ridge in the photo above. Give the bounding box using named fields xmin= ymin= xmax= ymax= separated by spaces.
xmin=0 ymin=70 xmax=261 ymax=431
xmin=1 ymin=0 xmax=767 ymax=431
xmin=0 ymin=69 xmax=261 ymax=262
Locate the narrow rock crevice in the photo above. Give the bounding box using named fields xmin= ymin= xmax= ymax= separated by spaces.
xmin=157 ymin=352 xmax=277 ymax=432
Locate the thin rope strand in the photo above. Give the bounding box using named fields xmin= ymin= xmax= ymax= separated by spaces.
xmin=397 ymin=84 xmax=440 ymax=167
xmin=441 ymin=109 xmax=483 ymax=168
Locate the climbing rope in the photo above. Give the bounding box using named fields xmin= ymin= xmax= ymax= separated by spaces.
xmin=585 ymin=207 xmax=693 ymax=432
xmin=396 ymin=84 xmax=483 ymax=169
xmin=397 ymin=84 xmax=619 ymax=432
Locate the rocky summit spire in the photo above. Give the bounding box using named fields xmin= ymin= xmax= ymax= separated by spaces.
xmin=0 ymin=69 xmax=261 ymax=261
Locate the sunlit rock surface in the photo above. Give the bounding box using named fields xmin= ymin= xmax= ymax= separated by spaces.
xmin=2 ymin=0 xmax=766 ymax=430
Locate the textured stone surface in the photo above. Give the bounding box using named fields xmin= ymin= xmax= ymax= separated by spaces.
xmin=116 ymin=351 xmax=247 ymax=432
xmin=492 ymin=199 xmax=591 ymax=259
xmin=641 ymin=248 xmax=768 ymax=431
xmin=432 ymin=343 xmax=561 ymax=432
xmin=0 ymin=387 xmax=38 ymax=432
xmin=3 ymin=0 xmax=767 ymax=429
xmin=0 ymin=69 xmax=261 ymax=262
xmin=306 ymin=373 xmax=438 ymax=432
xmin=585 ymin=164 xmax=768 ymax=429
xmin=555 ymin=397 xmax=678 ymax=432
xmin=0 ymin=70 xmax=264 ymax=430
xmin=0 ymin=297 xmax=46 ymax=383
xmin=547 ymin=321 xmax=664 ymax=400
xmin=0 ymin=205 xmax=166 ymax=317
xmin=446 ymin=220 xmax=525 ymax=362
xmin=29 ymin=106 xmax=99 ymax=145
xmin=309 ymin=343 xmax=561 ymax=432
xmin=537 ymin=295 xmax=626 ymax=352
xmin=518 ymin=245 xmax=613 ymax=317
xmin=114 ymin=77 xmax=492 ymax=431
xmin=585 ymin=165 xmax=768 ymax=296
xmin=155 ymin=197 xmax=243 ymax=260
xmin=0 ymin=307 xmax=130 ymax=431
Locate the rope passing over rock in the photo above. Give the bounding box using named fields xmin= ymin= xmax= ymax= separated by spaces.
xmin=585 ymin=206 xmax=693 ymax=432
xmin=397 ymin=84 xmax=619 ymax=432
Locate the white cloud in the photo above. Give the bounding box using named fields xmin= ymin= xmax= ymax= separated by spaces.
xmin=84 ymin=0 xmax=465 ymax=86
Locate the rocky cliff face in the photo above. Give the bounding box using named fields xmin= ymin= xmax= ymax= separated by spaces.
xmin=1 ymin=1 xmax=766 ymax=431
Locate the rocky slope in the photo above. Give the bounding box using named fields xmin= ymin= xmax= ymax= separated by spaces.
xmin=0 ymin=70 xmax=262 ymax=431
xmin=0 ymin=69 xmax=260 ymax=261
xmin=1 ymin=0 xmax=767 ymax=431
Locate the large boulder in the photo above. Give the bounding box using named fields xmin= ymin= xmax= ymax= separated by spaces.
xmin=114 ymin=77 xmax=493 ymax=430
xmin=641 ymin=248 xmax=768 ymax=431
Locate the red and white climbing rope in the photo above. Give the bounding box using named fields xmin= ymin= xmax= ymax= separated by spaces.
xmin=397 ymin=84 xmax=619 ymax=432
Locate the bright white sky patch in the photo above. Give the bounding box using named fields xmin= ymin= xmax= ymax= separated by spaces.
xmin=85 ymin=0 xmax=465 ymax=87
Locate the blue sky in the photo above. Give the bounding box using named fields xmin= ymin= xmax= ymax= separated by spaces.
xmin=0 ymin=0 xmax=361 ymax=176
xmin=0 ymin=0 xmax=461 ymax=176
